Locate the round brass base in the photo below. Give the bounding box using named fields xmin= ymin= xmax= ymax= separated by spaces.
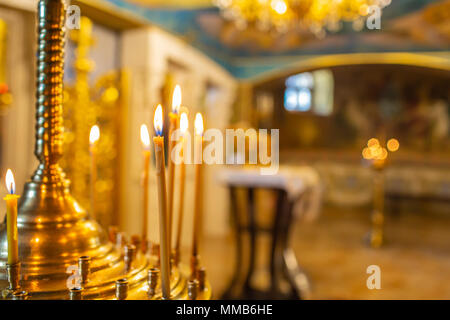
xmin=0 ymin=181 xmax=211 ymax=300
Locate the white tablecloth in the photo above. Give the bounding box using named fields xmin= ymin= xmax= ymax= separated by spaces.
xmin=217 ymin=166 xmax=323 ymax=222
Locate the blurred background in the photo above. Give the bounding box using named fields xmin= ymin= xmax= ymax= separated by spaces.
xmin=0 ymin=0 xmax=449 ymax=299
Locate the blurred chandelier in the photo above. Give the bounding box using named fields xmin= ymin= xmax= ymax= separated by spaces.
xmin=214 ymin=0 xmax=392 ymax=36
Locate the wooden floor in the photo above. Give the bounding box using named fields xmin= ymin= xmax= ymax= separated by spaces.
xmin=199 ymin=205 xmax=450 ymax=300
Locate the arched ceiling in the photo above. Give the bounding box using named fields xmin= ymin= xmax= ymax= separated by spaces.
xmin=104 ymin=0 xmax=450 ymax=78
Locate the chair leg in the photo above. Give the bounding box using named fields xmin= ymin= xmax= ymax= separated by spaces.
xmin=221 ymin=187 xmax=243 ymax=299
xmin=243 ymin=188 xmax=256 ymax=295
xmin=269 ymin=190 xmax=287 ymax=295
xmin=280 ymin=196 xmax=311 ymax=299
xmin=283 ymin=247 xmax=311 ymax=299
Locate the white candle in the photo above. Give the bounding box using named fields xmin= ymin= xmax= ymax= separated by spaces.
xmin=140 ymin=124 xmax=151 ymax=252
xmin=89 ymin=125 xmax=100 ymax=221
xmin=153 ymin=104 xmax=171 ymax=299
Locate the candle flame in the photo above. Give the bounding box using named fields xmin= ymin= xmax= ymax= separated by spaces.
xmin=5 ymin=169 xmax=15 ymax=194
xmin=180 ymin=112 xmax=188 ymax=135
xmin=172 ymin=85 xmax=181 ymax=114
xmin=387 ymin=138 xmax=400 ymax=152
xmin=154 ymin=104 xmax=163 ymax=136
xmin=89 ymin=125 xmax=100 ymax=145
xmin=194 ymin=113 xmax=204 ymax=136
xmin=367 ymin=138 xmax=379 ymax=147
xmin=140 ymin=124 xmax=150 ymax=149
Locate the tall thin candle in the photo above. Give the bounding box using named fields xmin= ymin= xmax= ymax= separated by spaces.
xmin=153 ymin=104 xmax=171 ymax=299
xmin=174 ymin=112 xmax=188 ymax=264
xmin=4 ymin=169 xmax=19 ymax=265
xmin=89 ymin=125 xmax=100 ymax=221
xmin=168 ymin=85 xmax=181 ymax=252
xmin=140 ymin=124 xmax=151 ymax=253
xmin=191 ymin=113 xmax=204 ymax=277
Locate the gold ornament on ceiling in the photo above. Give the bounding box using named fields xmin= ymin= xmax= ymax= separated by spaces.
xmin=126 ymin=0 xmax=213 ymax=8
xmin=214 ymin=0 xmax=392 ymax=37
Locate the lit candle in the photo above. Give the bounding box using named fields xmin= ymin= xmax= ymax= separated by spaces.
xmin=168 ymin=85 xmax=181 ymax=252
xmin=89 ymin=125 xmax=100 ymax=221
xmin=153 ymin=104 xmax=171 ymax=299
xmin=174 ymin=112 xmax=188 ymax=264
xmin=192 ymin=113 xmax=204 ymax=275
xmin=4 ymin=169 xmax=20 ymax=265
xmin=140 ymin=124 xmax=151 ymax=253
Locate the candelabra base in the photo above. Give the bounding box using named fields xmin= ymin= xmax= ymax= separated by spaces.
xmin=364 ymin=209 xmax=385 ymax=249
xmin=0 ymin=250 xmax=211 ymax=300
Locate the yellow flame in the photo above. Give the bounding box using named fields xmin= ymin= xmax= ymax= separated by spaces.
xmin=271 ymin=0 xmax=287 ymax=15
xmin=194 ymin=113 xmax=204 ymax=136
xmin=362 ymin=147 xmax=371 ymax=160
xmin=370 ymin=145 xmax=382 ymax=158
xmin=89 ymin=125 xmax=100 ymax=145
xmin=140 ymin=124 xmax=150 ymax=148
xmin=153 ymin=104 xmax=163 ymax=135
xmin=387 ymin=138 xmax=399 ymax=152
xmin=367 ymin=138 xmax=379 ymax=148
xmin=5 ymin=169 xmax=15 ymax=194
xmin=180 ymin=112 xmax=189 ymax=135
xmin=379 ymin=147 xmax=388 ymax=160
xmin=172 ymin=85 xmax=181 ymax=114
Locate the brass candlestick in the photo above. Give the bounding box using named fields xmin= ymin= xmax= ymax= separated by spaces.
xmin=369 ymin=161 xmax=386 ymax=248
xmin=363 ymin=138 xmax=399 ymax=248
xmin=0 ymin=0 xmax=211 ymax=300
xmin=2 ymin=262 xmax=27 ymax=299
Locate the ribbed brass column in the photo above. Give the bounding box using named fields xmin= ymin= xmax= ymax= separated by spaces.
xmin=33 ymin=0 xmax=65 ymax=183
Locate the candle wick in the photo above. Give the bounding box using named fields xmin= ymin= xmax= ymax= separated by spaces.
xmin=10 ymin=182 xmax=13 ymax=195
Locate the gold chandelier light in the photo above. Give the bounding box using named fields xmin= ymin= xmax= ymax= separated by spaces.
xmin=214 ymin=0 xmax=392 ymax=36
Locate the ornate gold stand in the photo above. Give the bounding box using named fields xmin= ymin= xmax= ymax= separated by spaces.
xmin=0 ymin=0 xmax=210 ymax=300
xmin=368 ymin=160 xmax=386 ymax=248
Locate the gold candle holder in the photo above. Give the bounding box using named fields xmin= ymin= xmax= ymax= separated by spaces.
xmin=115 ymin=278 xmax=129 ymax=300
xmin=124 ymin=244 xmax=136 ymax=273
xmin=2 ymin=262 xmax=27 ymax=299
xmin=187 ymin=279 xmax=199 ymax=300
xmin=78 ymin=256 xmax=91 ymax=285
xmin=69 ymin=287 xmax=83 ymax=300
xmin=6 ymin=262 xmax=21 ymax=292
xmin=11 ymin=290 xmax=28 ymax=300
xmin=369 ymin=163 xmax=386 ymax=248
xmin=362 ymin=137 xmax=399 ymax=248
xmin=147 ymin=268 xmax=159 ymax=297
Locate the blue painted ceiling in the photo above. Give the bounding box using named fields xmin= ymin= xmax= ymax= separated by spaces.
xmin=105 ymin=0 xmax=450 ymax=78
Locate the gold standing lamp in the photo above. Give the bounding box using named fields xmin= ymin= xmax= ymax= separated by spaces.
xmin=362 ymin=138 xmax=399 ymax=248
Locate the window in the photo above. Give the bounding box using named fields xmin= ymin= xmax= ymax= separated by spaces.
xmin=284 ymin=70 xmax=334 ymax=116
